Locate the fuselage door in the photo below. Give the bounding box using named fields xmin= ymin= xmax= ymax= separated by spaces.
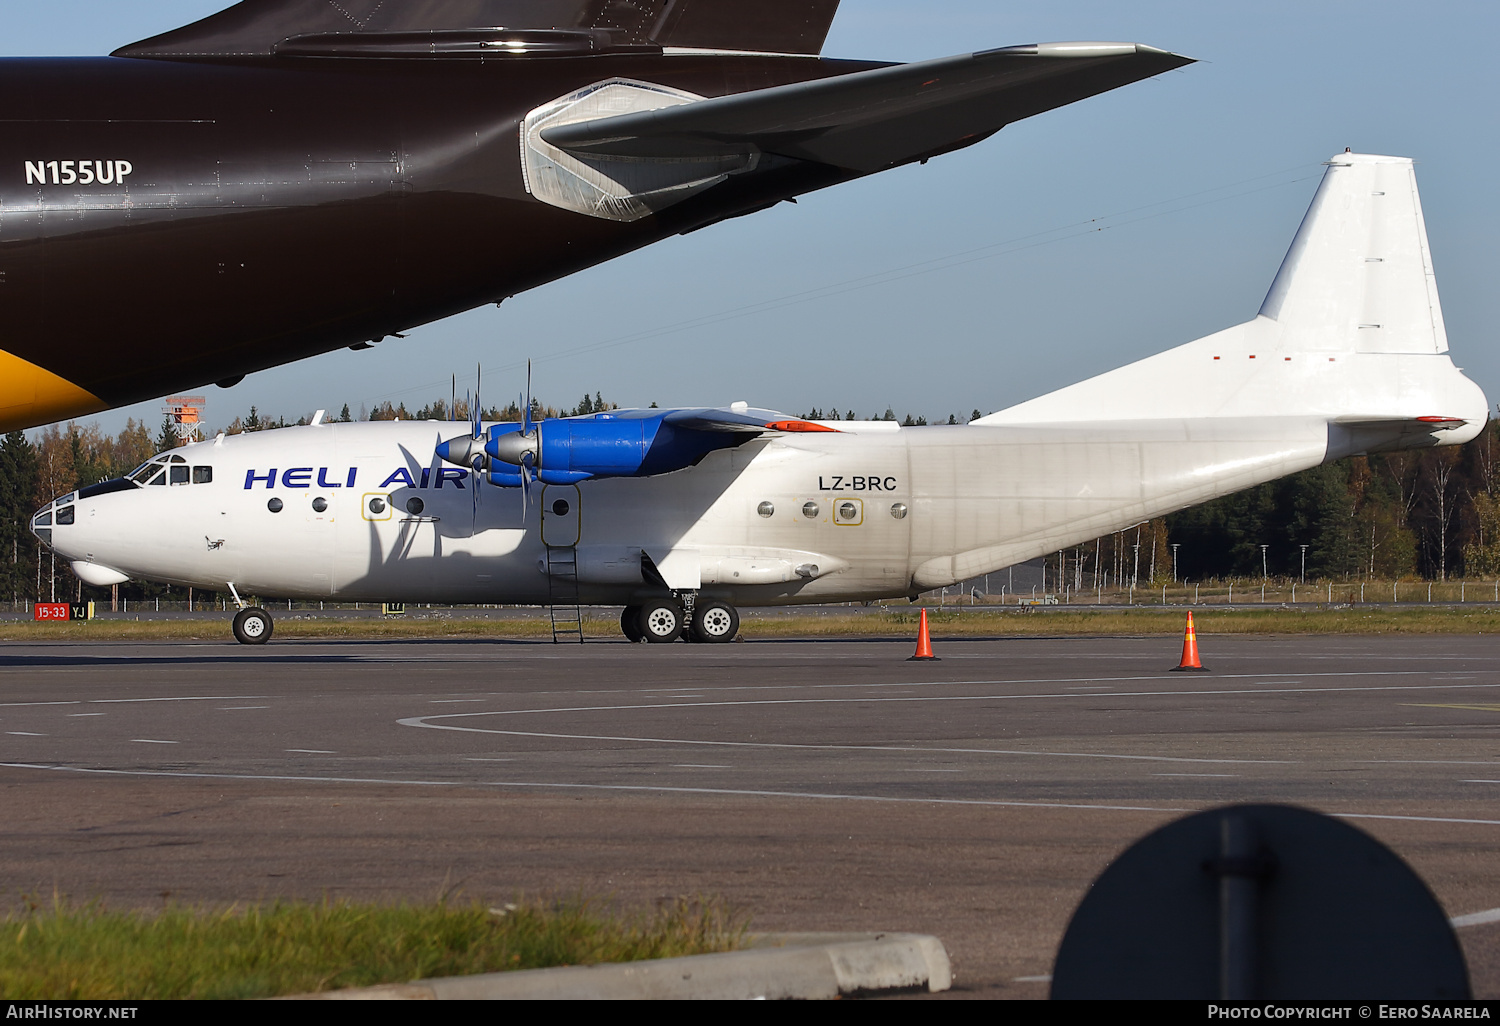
xmin=541 ymin=485 xmax=581 ymax=547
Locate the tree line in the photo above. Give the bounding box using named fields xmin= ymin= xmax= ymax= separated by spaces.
xmin=4 ymin=399 xmax=1499 ymax=607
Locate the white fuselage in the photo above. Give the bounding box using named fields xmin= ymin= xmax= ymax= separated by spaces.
xmin=39 ymin=409 xmax=1475 ymax=607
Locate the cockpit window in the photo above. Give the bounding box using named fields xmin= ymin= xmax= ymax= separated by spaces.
xmin=34 ymin=511 xmax=51 ymax=527
xmin=169 ymin=466 xmax=190 ymax=486
xmin=145 ymin=470 xmax=166 ymax=486
xmin=193 ymin=466 xmax=213 ymax=484
xmin=168 ymin=454 xmax=187 ymax=464
xmin=129 ymin=462 xmax=160 ymax=484
xmin=55 ymin=506 xmax=75 ymax=525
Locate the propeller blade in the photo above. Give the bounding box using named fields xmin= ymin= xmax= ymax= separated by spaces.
xmin=472 ymin=364 xmax=483 ymax=440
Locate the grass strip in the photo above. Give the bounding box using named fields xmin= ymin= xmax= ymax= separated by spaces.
xmin=0 ymin=896 xmax=744 ymax=1000
xmin=7 ymin=606 xmax=1500 ymax=642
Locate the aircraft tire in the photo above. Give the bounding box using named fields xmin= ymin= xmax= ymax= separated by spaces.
xmin=690 ymin=602 xmax=740 ymax=644
xmin=232 ymin=607 xmax=274 ymax=646
xmin=620 ymin=605 xmax=644 ymax=643
xmin=636 ymin=600 xmax=684 ymax=644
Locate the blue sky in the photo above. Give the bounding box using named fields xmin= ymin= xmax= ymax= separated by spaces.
xmin=7 ymin=1 xmax=1499 ymax=431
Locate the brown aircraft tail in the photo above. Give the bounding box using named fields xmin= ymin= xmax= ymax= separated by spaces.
xmin=114 ymin=0 xmax=843 ymax=60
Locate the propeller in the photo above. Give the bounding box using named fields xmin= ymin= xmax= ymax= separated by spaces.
xmin=468 ymin=366 xmax=484 ymax=530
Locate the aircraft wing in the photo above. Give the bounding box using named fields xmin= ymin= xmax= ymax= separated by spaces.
xmin=541 ymin=43 xmax=1193 ymax=173
xmin=663 ymin=409 xmax=839 ymax=433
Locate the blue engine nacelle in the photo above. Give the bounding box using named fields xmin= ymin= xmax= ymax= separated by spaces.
xmin=479 ymin=412 xmax=752 ymax=487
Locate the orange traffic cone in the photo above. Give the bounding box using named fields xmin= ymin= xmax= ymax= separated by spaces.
xmin=1170 ymin=611 xmax=1209 ymax=672
xmin=908 ymin=607 xmax=940 ymax=661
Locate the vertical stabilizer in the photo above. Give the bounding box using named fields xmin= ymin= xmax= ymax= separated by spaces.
xmin=1260 ymin=153 xmax=1447 ymax=355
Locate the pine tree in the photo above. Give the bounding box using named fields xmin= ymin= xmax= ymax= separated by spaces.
xmin=155 ymin=416 xmax=179 ymax=453
xmin=339 ymin=403 xmax=352 ymax=423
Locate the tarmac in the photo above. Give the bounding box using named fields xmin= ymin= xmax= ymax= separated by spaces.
xmin=2 ymin=630 xmax=1500 ymax=998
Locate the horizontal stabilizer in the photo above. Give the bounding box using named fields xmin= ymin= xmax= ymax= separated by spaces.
xmin=540 ymin=43 xmax=1193 ymax=173
xmin=115 ymin=0 xmax=843 ymax=60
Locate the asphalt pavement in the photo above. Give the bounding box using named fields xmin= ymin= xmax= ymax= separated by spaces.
xmin=2 ymin=631 xmax=1499 ymax=998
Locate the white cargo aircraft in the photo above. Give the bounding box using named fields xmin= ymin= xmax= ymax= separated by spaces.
xmin=33 ymin=153 xmax=1487 ymax=645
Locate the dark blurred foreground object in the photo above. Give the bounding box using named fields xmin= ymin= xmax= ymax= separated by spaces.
xmin=1051 ymin=804 xmax=1470 ymax=999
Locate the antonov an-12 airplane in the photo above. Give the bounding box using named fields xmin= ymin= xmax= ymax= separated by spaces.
xmin=32 ymin=153 xmax=1487 ymax=645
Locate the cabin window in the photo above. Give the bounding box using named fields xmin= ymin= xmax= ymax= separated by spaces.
xmin=551 ymin=499 xmax=570 ymax=517
xmin=368 ymin=497 xmax=386 ymax=515
xmin=757 ymin=502 xmax=774 ymax=518
xmin=802 ymin=501 xmax=820 ymax=519
xmin=55 ymin=506 xmax=75 ymax=525
xmin=406 ymin=497 xmax=425 ymax=516
xmin=890 ymin=503 xmax=908 ymax=520
xmin=193 ymin=467 xmax=213 ymax=484
xmin=267 ymin=498 xmax=284 ymax=513
xmin=311 ymin=497 xmax=329 ymax=513
xmin=170 ymin=466 xmax=190 ymax=486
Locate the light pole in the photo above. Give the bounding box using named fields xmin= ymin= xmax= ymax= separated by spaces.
xmin=1260 ymin=544 xmax=1268 ymax=580
xmin=1300 ymin=544 xmax=1309 ymax=584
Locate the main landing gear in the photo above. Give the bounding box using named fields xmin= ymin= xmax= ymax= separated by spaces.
xmin=232 ymin=606 xmax=274 ymax=645
xmin=620 ymin=598 xmax=741 ymax=644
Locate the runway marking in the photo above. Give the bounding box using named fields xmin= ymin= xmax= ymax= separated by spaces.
xmin=68 ymin=713 xmax=106 ymax=717
xmin=1451 ymin=908 xmax=1500 ymax=929
xmin=1404 ymin=704 xmax=1500 ymax=713
xmin=286 ymin=749 xmax=335 ymax=754
xmin=403 ymin=681 xmax=1500 ymax=734
xmin=398 ymin=722 xmax=1295 ymax=766
xmin=1014 ymin=975 xmax=1053 ymax=984
xmin=6 ymin=731 xmax=46 ymax=736
xmin=1154 ymin=773 xmax=1238 ymax=778
xmin=0 ymin=702 xmax=79 ymax=708
xmin=674 ymin=764 xmax=731 ymax=769
xmin=430 ymin=700 xmax=488 ymax=704
xmin=91 ymin=696 xmax=266 ymax=705
xmin=1362 ymin=760 xmax=1500 ymax=766
xmin=5 ymin=762 xmax=1500 ymax=829
xmin=466 ymin=758 xmax=515 ymax=762
xmin=130 ymin=739 xmax=179 ymax=745
xmin=220 ymin=706 xmax=270 ymax=711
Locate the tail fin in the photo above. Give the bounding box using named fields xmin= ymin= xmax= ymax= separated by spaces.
xmin=115 ymin=1 xmax=842 ymax=60
xmin=1261 ymin=152 xmax=1448 ymax=356
xmin=979 ymin=152 xmax=1486 ymax=439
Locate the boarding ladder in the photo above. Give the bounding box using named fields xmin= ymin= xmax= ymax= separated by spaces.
xmin=545 ymin=545 xmax=584 ymax=643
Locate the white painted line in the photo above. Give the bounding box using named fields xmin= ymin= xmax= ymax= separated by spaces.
xmin=130 ymin=739 xmax=179 ymax=745
xmin=68 ymin=713 xmax=106 ymax=717
xmin=674 ymin=764 xmax=732 ymax=769
xmin=430 ymin=700 xmax=487 ymax=704
xmin=91 ymin=697 xmax=267 ymax=704
xmin=1451 ymin=908 xmax=1500 ymax=929
xmin=399 ymin=720 xmax=1295 ymax=767
xmin=466 ymin=758 xmax=515 ymax=762
xmin=6 ymin=732 xmax=46 ymax=737
xmin=286 ymin=749 xmax=336 ymax=754
xmin=1014 ymin=975 xmax=1053 ymax=984
xmin=220 ymin=706 xmax=270 ymax=710
xmin=0 ymin=702 xmax=79 ymax=708
xmin=6 ymin=762 xmax=1500 ymax=829
xmin=1154 ymin=773 xmax=1239 ymax=778
xmin=1463 ymin=780 xmax=1500 ymax=784
xmin=1362 ymin=760 xmax=1500 ymax=766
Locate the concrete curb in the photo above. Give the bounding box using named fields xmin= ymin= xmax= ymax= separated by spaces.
xmin=291 ymin=932 xmax=952 ymax=1000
